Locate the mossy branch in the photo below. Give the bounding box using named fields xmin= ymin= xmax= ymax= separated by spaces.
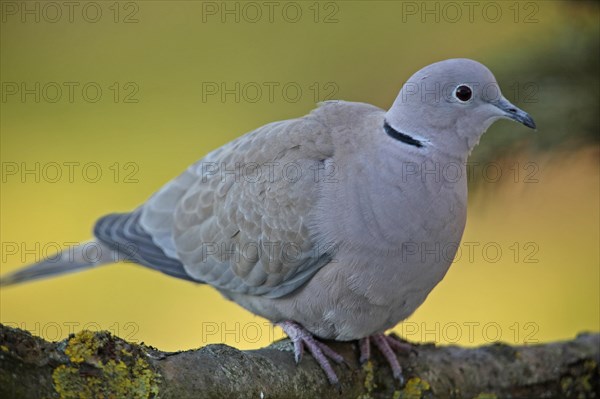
xmin=0 ymin=323 xmax=598 ymax=399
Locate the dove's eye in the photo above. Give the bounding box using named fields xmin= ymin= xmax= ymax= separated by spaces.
xmin=454 ymin=85 xmax=473 ymax=102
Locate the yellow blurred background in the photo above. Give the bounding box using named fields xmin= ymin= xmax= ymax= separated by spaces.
xmin=1 ymin=1 xmax=598 ymax=351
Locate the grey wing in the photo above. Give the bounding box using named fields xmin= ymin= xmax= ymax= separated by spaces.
xmin=138 ymin=114 xmax=336 ymax=298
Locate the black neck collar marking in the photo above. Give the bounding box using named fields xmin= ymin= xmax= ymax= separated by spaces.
xmin=383 ymin=120 xmax=424 ymax=148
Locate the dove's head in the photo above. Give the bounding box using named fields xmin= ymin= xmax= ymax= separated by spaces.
xmin=385 ymin=58 xmax=536 ymax=158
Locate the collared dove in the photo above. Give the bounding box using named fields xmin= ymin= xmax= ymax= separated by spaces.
xmin=1 ymin=58 xmax=536 ymax=385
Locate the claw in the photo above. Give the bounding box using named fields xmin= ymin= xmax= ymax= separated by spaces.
xmin=277 ymin=321 xmax=345 ymax=385
xmin=292 ymin=338 xmax=304 ymax=363
xmin=373 ymin=334 xmax=404 ymax=383
xmin=359 ymin=333 xmax=412 ymax=385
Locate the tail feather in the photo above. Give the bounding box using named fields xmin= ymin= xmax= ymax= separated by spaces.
xmin=0 ymin=240 xmax=116 ymax=287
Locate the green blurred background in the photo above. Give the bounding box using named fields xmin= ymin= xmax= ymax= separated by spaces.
xmin=1 ymin=1 xmax=598 ymax=351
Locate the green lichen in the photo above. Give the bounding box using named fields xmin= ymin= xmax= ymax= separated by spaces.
xmin=473 ymin=393 xmax=498 ymax=399
xmin=560 ymin=359 xmax=598 ymax=398
xmin=52 ymin=330 xmax=160 ymax=399
xmin=398 ymin=377 xmax=431 ymax=399
xmin=357 ymin=360 xmax=376 ymax=399
xmin=0 ymin=345 xmax=8 ymax=352
xmin=561 ymin=376 xmax=574 ymax=393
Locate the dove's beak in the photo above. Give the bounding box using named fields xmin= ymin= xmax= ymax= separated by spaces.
xmin=494 ymin=97 xmax=537 ymax=130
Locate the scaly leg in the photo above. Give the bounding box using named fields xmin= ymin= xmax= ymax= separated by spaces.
xmin=277 ymin=321 xmax=345 ymax=385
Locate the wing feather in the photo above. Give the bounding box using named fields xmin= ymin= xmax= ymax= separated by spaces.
xmin=138 ymin=111 xmax=336 ymax=297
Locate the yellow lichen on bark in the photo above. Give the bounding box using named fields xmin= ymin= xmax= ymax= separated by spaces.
xmin=52 ymin=330 xmax=160 ymax=398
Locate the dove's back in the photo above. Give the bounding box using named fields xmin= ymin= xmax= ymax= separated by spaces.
xmin=134 ymin=102 xmax=342 ymax=298
xmin=1 ymin=102 xmax=348 ymax=292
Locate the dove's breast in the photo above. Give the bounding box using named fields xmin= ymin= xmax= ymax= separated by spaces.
xmin=294 ymin=143 xmax=468 ymax=340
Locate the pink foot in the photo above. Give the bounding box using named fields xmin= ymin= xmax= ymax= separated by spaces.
xmin=277 ymin=321 xmax=345 ymax=385
xmin=359 ymin=333 xmax=413 ymax=385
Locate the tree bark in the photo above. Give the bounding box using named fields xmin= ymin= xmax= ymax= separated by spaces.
xmin=0 ymin=323 xmax=598 ymax=399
